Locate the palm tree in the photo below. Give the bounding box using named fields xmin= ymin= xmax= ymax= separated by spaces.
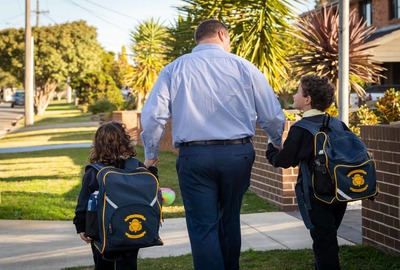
xmin=292 ymin=5 xmax=384 ymax=101
xmin=127 ymin=18 xmax=171 ymax=109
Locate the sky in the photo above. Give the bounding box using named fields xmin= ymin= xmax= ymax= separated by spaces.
xmin=0 ymin=0 xmax=316 ymax=56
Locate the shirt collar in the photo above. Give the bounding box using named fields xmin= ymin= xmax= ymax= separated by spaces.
xmin=303 ymin=109 xmax=325 ymax=118
xmin=192 ymin=43 xmax=224 ymax=53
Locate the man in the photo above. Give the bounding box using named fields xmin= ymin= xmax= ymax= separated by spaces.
xmin=141 ymin=19 xmax=285 ymax=270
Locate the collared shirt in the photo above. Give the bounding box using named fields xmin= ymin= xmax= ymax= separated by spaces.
xmin=302 ymin=109 xmax=325 ymax=117
xmin=140 ymin=43 xmax=285 ymax=159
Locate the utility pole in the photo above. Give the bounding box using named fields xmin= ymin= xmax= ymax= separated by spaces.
xmin=33 ymin=0 xmax=48 ymax=28
xmin=25 ymin=0 xmax=34 ymax=126
xmin=338 ymin=0 xmax=350 ymax=125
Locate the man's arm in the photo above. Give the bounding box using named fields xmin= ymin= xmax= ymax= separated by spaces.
xmin=250 ymin=66 xmax=286 ymax=146
xmin=140 ymin=71 xmax=171 ymax=160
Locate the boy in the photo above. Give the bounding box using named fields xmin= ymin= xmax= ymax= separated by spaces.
xmin=266 ymin=75 xmax=349 ymax=270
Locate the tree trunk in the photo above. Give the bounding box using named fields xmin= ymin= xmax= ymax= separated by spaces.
xmin=34 ymin=81 xmax=57 ymax=116
xmin=136 ymin=92 xmax=143 ymax=111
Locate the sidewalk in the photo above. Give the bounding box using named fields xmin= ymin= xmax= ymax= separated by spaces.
xmin=0 ymin=211 xmax=360 ymax=270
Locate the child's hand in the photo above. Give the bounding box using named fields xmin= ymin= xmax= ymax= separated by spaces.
xmin=144 ymin=158 xmax=159 ymax=168
xmin=79 ymin=232 xmax=92 ymax=244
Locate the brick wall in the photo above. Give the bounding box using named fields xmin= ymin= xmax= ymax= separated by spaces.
xmin=360 ymin=124 xmax=400 ymax=256
xmin=250 ymin=121 xmax=298 ymax=211
xmin=352 ymin=0 xmax=400 ymax=29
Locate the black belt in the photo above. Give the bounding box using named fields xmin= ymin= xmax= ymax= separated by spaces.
xmin=179 ymin=137 xmax=252 ymax=146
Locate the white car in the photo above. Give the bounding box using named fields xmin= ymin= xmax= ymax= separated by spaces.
xmin=120 ymin=87 xmax=132 ymax=100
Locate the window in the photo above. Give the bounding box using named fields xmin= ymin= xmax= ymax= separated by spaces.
xmin=390 ymin=0 xmax=400 ymax=19
xmin=360 ymin=0 xmax=373 ymax=26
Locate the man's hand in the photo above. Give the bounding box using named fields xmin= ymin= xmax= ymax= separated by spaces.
xmin=144 ymin=158 xmax=159 ymax=168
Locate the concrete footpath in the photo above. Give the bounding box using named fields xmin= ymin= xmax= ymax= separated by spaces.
xmin=0 ymin=210 xmax=361 ymax=270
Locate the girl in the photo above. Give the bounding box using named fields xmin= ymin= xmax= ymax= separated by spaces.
xmin=73 ymin=121 xmax=158 ymax=270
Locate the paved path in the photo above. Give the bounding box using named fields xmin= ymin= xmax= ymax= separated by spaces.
xmin=0 ymin=211 xmax=359 ymax=270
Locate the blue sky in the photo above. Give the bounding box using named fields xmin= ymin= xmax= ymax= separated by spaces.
xmin=0 ymin=0 xmax=315 ymax=55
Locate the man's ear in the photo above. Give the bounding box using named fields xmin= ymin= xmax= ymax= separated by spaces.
xmin=217 ymin=30 xmax=225 ymax=42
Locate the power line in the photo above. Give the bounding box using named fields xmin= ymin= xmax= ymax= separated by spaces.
xmin=81 ymin=0 xmax=135 ymax=21
xmin=42 ymin=13 xmax=57 ymax=25
xmin=64 ymin=0 xmax=127 ymax=32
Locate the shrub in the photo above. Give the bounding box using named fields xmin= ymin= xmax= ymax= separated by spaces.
xmin=283 ymin=110 xmax=297 ymax=121
xmin=326 ymin=104 xmax=338 ymax=117
xmin=122 ymin=96 xmax=137 ymax=111
xmin=375 ymin=88 xmax=400 ymax=124
xmin=88 ymin=99 xmax=117 ymax=115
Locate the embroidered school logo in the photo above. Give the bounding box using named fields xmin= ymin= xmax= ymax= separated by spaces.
xmin=348 ymin=169 xmax=368 ymax=192
xmin=124 ymin=214 xmax=147 ymax=239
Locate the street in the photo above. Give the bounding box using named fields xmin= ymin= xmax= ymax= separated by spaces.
xmin=0 ymin=102 xmax=24 ymax=138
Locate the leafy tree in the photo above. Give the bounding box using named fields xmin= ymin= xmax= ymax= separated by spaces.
xmin=292 ymin=5 xmax=384 ymax=102
xmin=0 ymin=21 xmax=103 ymax=115
xmin=127 ymin=18 xmax=171 ymax=109
xmin=0 ymin=68 xmax=21 ymax=89
xmin=166 ymin=15 xmax=196 ymax=61
xmin=112 ymin=46 xmax=133 ymax=88
xmin=74 ymin=51 xmax=124 ymax=110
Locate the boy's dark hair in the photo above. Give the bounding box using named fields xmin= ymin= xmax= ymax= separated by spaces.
xmin=89 ymin=121 xmax=136 ymax=165
xmin=195 ymin=19 xmax=228 ymax=44
xmin=300 ymin=75 xmax=335 ymax=111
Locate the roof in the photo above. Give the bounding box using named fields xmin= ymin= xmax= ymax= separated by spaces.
xmin=366 ymin=24 xmax=400 ymax=43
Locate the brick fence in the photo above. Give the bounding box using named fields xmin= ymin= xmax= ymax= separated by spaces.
xmin=250 ymin=121 xmax=298 ymax=211
xmin=360 ymin=124 xmax=400 ymax=256
xmin=113 ymin=111 xmax=400 ymax=255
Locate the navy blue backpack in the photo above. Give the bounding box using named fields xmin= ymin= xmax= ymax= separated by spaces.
xmin=86 ymin=158 xmax=163 ymax=259
xmin=293 ymin=114 xmax=378 ymax=229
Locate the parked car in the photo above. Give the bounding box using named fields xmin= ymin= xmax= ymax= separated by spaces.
xmin=120 ymin=87 xmax=133 ymax=100
xmin=11 ymin=90 xmax=25 ymax=108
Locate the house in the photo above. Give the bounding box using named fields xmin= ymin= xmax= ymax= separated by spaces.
xmin=354 ymin=0 xmax=400 ymax=87
xmin=304 ymin=0 xmax=400 ymax=93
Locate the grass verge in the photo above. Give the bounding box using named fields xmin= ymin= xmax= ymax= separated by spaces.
xmin=63 ymin=245 xmax=400 ymax=270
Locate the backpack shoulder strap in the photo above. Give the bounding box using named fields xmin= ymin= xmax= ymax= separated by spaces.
xmin=325 ymin=116 xmax=344 ymax=131
xmin=124 ymin=158 xmax=140 ymax=171
xmin=292 ymin=118 xmax=321 ymax=136
xmin=85 ymin=163 xmax=105 ymax=172
xmin=295 ymin=161 xmax=314 ymax=230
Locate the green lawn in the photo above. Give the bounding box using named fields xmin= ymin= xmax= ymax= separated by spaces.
xmin=64 ymin=245 xmax=400 ymax=270
xmin=0 ymin=101 xmax=277 ymax=220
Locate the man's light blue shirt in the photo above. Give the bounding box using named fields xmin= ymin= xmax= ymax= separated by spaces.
xmin=141 ymin=43 xmax=285 ymax=159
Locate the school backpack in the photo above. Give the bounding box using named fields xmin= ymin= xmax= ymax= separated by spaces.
xmin=86 ymin=158 xmax=163 ymax=259
xmin=293 ymin=114 xmax=378 ymax=229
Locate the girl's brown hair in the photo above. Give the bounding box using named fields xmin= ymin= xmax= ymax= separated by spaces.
xmin=89 ymin=121 xmax=136 ymax=165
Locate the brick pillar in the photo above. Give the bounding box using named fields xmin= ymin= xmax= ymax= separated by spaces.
xmin=112 ymin=110 xmax=140 ymax=144
xmin=136 ymin=112 xmax=178 ymax=154
xmin=360 ymin=124 xmax=400 ymax=255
